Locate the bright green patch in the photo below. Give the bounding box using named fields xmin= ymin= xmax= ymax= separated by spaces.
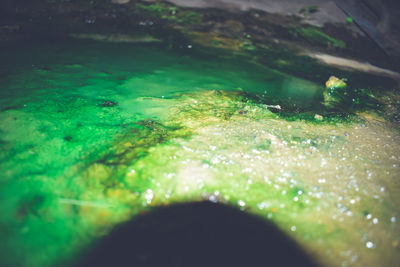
xmin=346 ymin=16 xmax=354 ymax=24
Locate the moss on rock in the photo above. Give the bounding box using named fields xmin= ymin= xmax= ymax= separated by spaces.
xmin=296 ymin=27 xmax=346 ymax=48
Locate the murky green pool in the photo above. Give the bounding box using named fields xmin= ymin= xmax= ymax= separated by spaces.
xmin=0 ymin=40 xmax=399 ymax=267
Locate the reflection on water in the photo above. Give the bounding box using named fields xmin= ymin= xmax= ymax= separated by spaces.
xmin=0 ymin=41 xmax=399 ymax=267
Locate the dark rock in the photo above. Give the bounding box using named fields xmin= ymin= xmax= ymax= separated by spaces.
xmin=100 ymin=100 xmax=118 ymax=107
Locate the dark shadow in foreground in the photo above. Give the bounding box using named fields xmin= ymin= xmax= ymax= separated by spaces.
xmin=78 ymin=201 xmax=317 ymax=267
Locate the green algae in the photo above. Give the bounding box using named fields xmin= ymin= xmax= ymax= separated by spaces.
xmin=0 ymin=40 xmax=400 ymax=267
xmin=135 ymin=2 xmax=203 ymax=25
xmin=81 ymin=119 xmax=190 ymax=189
xmin=323 ymin=76 xmax=381 ymax=112
xmin=296 ymin=27 xmax=346 ymax=48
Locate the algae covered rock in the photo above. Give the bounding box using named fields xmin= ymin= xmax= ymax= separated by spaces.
xmin=325 ymin=76 xmax=347 ymax=89
xmin=323 ymin=76 xmax=347 ymax=109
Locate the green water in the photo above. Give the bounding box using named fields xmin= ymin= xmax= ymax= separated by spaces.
xmin=0 ymin=40 xmax=399 ymax=267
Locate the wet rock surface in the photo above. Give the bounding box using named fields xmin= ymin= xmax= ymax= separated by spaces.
xmin=0 ymin=1 xmax=400 ymax=267
xmin=1 ymin=0 xmax=399 ymax=72
xmin=75 ymin=89 xmax=400 ymax=267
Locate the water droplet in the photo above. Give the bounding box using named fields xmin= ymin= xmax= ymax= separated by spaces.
xmin=144 ymin=189 xmax=154 ymax=204
xmin=209 ymin=195 xmax=218 ymax=203
xmin=366 ymin=241 xmax=375 ymax=249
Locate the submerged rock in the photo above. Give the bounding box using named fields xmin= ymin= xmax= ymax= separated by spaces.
xmin=100 ymin=100 xmax=118 ymax=107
